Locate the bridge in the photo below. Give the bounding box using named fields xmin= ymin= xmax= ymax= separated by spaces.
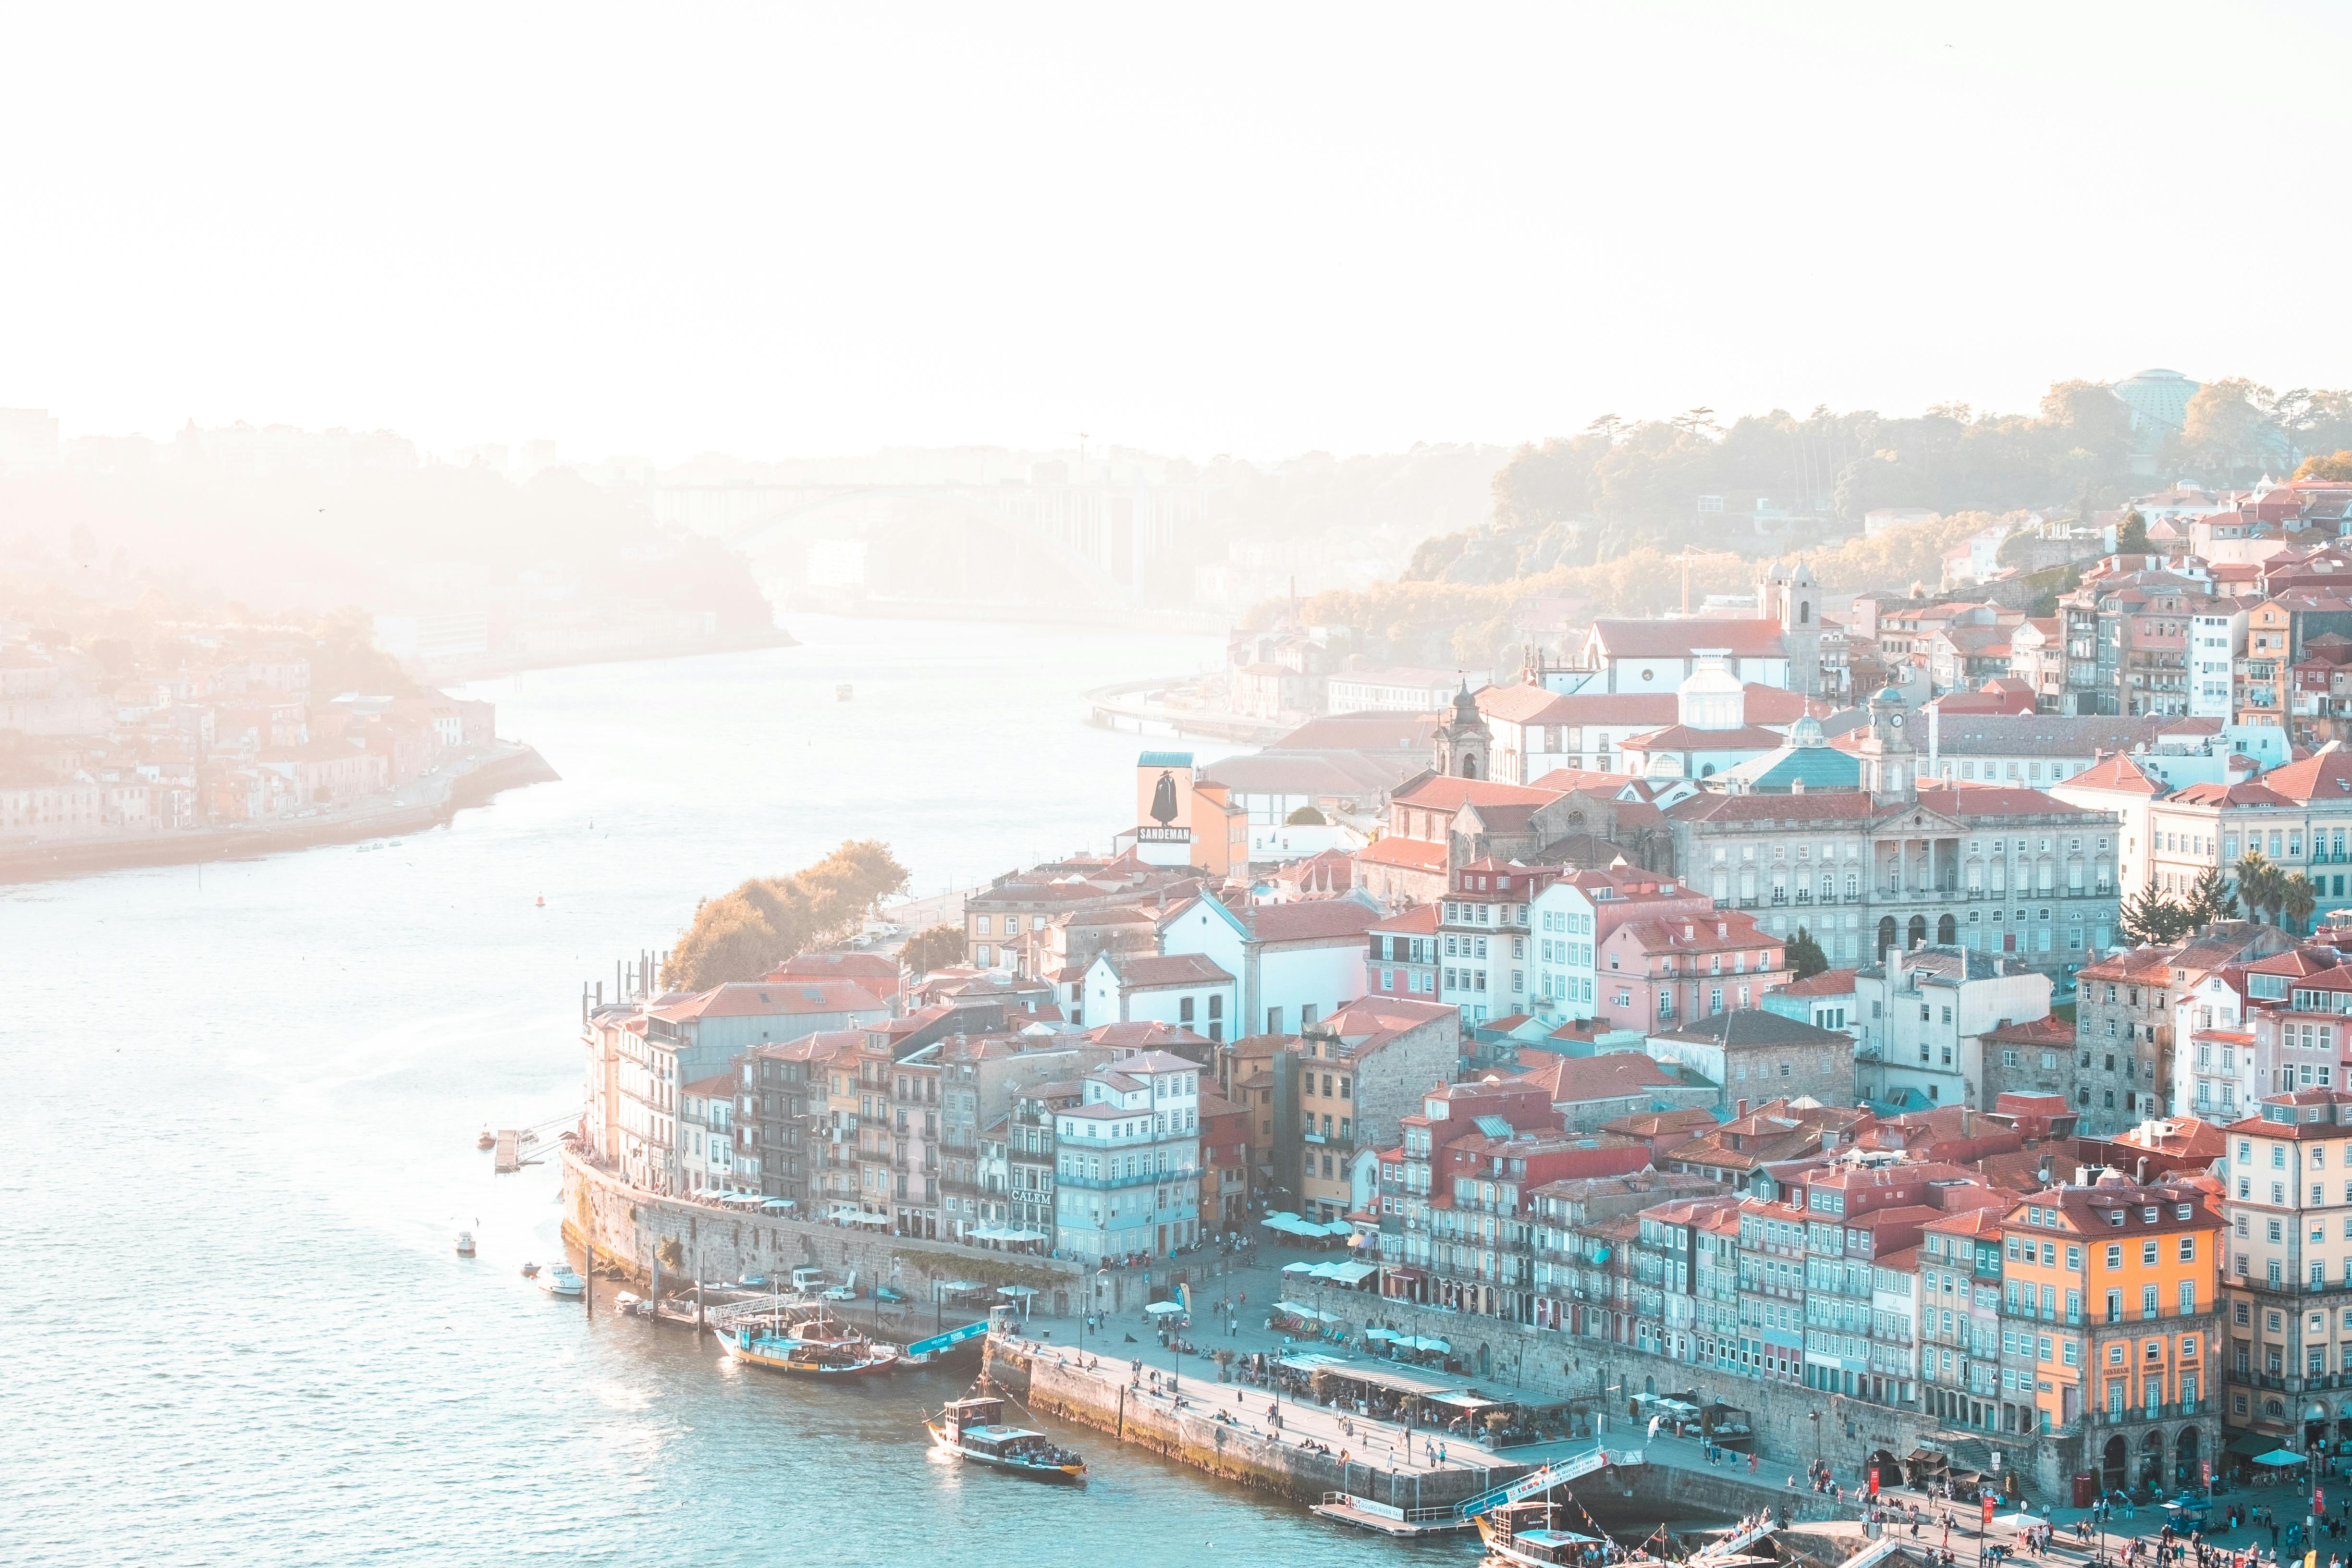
xmin=1457 ymin=1445 xmax=1644 ymax=1520
xmin=654 ymin=477 xmax=1208 ymax=603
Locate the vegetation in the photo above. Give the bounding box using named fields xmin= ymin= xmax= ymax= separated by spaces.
xmin=2284 ymin=874 xmax=2319 ymax=936
xmin=664 ymin=840 xmax=910 ymax=990
xmin=2297 ymin=450 xmax=2352 ymax=482
xmin=1786 ymin=926 xmax=1828 ymax=980
xmin=2113 ymin=509 xmax=2149 ymax=555
xmin=2120 ymin=887 xmax=2194 ymax=947
xmin=2234 ymin=851 xmax=2282 ymax=929
xmin=1285 ymin=804 xmax=1328 ymax=825
xmin=2184 ymin=866 xmax=2240 ymax=927
xmin=898 ymin=923 xmax=966 ymax=976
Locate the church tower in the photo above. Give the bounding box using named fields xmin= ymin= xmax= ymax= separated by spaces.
xmin=1855 ymin=684 xmax=1917 ymax=804
xmin=1758 ymin=557 xmax=1823 ymax=697
xmin=1433 ymin=681 xmax=1492 ymax=781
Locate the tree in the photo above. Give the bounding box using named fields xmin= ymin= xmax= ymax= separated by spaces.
xmin=2114 ymin=508 xmax=2149 ymax=555
xmin=2235 ymin=850 xmax=2282 ymax=927
xmin=1787 ymin=926 xmax=1829 ymax=980
xmin=2295 ymin=450 xmax=2352 ymax=482
xmin=2119 ymin=886 xmax=2193 ymax=947
xmin=2182 ymin=865 xmax=2240 ymax=928
xmin=664 ymin=839 xmax=910 ymax=989
xmin=899 ymin=924 xmax=965 ymax=976
xmin=2283 ymin=873 xmax=2320 ymax=936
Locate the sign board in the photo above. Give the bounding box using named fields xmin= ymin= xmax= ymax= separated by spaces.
xmin=1869 ymin=1468 xmax=1880 ymax=1495
xmin=1136 ymin=751 xmax=1195 ymax=865
xmin=1982 ymin=1497 xmax=1996 ymax=1528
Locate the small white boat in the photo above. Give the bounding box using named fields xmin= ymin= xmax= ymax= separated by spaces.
xmin=613 ymin=1292 xmax=652 ymax=1316
xmin=520 ymin=1261 xmax=541 ymax=1279
xmin=539 ymin=1264 xmax=586 ymax=1298
xmin=835 ymin=684 xmax=854 ymax=701
xmin=455 ymin=1230 xmax=476 ymax=1257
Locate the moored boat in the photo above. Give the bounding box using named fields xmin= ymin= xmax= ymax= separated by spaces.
xmin=455 ymin=1229 xmax=476 ymax=1257
xmin=721 ymin=1322 xmax=897 ymax=1378
xmin=835 ymin=684 xmax=853 ymax=701
xmin=925 ymin=1396 xmax=1085 ymax=1482
xmin=1476 ymin=1501 xmax=1609 ymax=1568
xmin=537 ymin=1264 xmax=585 ymax=1298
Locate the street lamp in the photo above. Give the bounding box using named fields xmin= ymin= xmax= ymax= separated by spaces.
xmin=1812 ymin=1410 xmax=1823 ymax=1482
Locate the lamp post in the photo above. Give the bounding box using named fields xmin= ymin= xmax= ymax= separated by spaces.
xmin=1812 ymin=1410 xmax=1823 ymax=1484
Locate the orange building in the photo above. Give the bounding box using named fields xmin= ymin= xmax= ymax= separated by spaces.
xmin=1997 ymin=1173 xmax=2223 ymax=1499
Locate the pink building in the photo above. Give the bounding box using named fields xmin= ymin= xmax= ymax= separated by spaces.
xmin=1592 ymin=909 xmax=1788 ymax=1032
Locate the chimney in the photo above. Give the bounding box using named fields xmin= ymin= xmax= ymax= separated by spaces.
xmin=2136 ymin=1156 xmax=2148 ymax=1185
xmin=2075 ymin=1165 xmax=2089 ymax=1185
xmin=1736 ymin=1098 xmax=1748 ymax=1119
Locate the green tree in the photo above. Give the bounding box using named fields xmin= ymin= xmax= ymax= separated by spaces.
xmin=899 ymin=923 xmax=965 ymax=976
xmin=2183 ymin=865 xmax=2240 ymax=928
xmin=2119 ymin=886 xmax=2193 ymax=947
xmin=2235 ymin=850 xmax=2281 ymax=927
xmin=2283 ymin=873 xmax=2320 ymax=936
xmin=1786 ymin=926 xmax=1829 ymax=980
xmin=664 ymin=840 xmax=910 ymax=990
xmin=2114 ymin=508 xmax=2149 ymax=555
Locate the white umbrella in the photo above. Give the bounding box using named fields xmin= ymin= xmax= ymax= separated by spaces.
xmin=1998 ymin=1514 xmax=2050 ymax=1531
xmin=1282 ymin=1261 xmax=1315 ymax=1274
xmin=1144 ymin=1300 xmax=1185 ymax=1315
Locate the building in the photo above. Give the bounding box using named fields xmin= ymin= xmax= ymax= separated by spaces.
xmin=1528 ymin=865 xmax=1715 ymax=1020
xmin=1575 ymin=618 xmax=1798 ymax=694
xmin=1293 ymin=996 xmax=1463 ymax=1220
xmin=1643 ymin=1009 xmax=1856 ymax=1113
xmin=1591 ymin=909 xmax=1788 ymax=1034
xmin=2220 ymin=1089 xmax=2352 ymax=1463
xmin=1997 ymin=1174 xmax=2223 ymax=1500
xmin=1852 ymin=945 xmax=2052 ymax=1112
xmin=679 ymin=1073 xmax=740 ymax=1193
xmin=1366 ymin=904 xmax=1440 ymax=1001
xmin=1078 ymin=950 xmax=1236 ymax=1038
xmin=1668 ymin=686 xmax=2124 ymax=971
xmin=1326 ymin=667 xmax=1488 ymax=716
xmin=1051 ymin=1051 xmax=1203 ymax=1260
xmin=1155 ymin=890 xmax=1382 ymax=1038
xmin=1918 ymin=1207 xmax=2009 ymax=1434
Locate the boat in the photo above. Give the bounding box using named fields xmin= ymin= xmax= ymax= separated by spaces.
xmin=1476 ymin=1501 xmax=1610 ymax=1568
xmin=476 ymin=1128 xmax=494 ymax=1150
xmin=925 ymin=1395 xmax=1085 ymax=1482
xmin=520 ymin=1261 xmax=540 ymax=1278
xmin=538 ymin=1264 xmax=585 ymax=1298
xmin=835 ymin=684 xmax=853 ymax=701
xmin=720 ymin=1320 xmax=898 ymax=1379
xmin=613 ymin=1292 xmax=652 ymax=1316
xmin=455 ymin=1230 xmax=476 ymax=1257
xmin=738 ymin=1273 xmax=768 ymax=1288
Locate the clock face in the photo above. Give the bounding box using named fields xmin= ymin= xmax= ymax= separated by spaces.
xmin=1889 ymin=714 xmax=1905 ymax=730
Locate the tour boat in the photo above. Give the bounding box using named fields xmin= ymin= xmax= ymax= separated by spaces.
xmin=721 ymin=1322 xmax=898 ymax=1379
xmin=538 ymin=1264 xmax=586 ymax=1298
xmin=455 ymin=1229 xmax=475 ymax=1257
xmin=926 ymin=1396 xmax=1086 ymax=1482
xmin=1476 ymin=1502 xmax=1609 ymax=1568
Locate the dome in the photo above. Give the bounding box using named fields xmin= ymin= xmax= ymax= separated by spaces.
xmin=1643 ymin=750 xmax=1685 ymax=781
xmin=1788 ymin=714 xmax=1825 ymax=748
xmin=1677 ymin=651 xmax=1747 ymax=732
xmin=1873 ymin=684 xmax=1907 ymax=706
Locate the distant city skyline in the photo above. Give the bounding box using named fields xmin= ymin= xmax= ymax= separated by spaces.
xmin=3 ymin=3 xmax=2347 ymax=465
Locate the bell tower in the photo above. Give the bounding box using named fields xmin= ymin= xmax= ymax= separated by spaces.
xmin=1856 ymin=685 xmax=1916 ymax=804
xmin=1433 ymin=680 xmax=1492 ymax=781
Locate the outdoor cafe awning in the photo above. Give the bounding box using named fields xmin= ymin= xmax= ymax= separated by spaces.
xmin=2254 ymin=1449 xmax=2307 ymax=1466
xmin=1283 ymin=1261 xmax=1316 ymax=1274
xmin=997 ymin=1285 xmax=1038 ymax=1298
xmin=1144 ymin=1300 xmax=1185 ymax=1315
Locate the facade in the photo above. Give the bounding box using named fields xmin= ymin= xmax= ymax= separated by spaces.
xmin=1918 ymin=1207 xmax=2008 ymax=1433
xmin=1293 ymin=996 xmax=1462 ymax=1219
xmin=1998 ymin=1176 xmax=2223 ymax=1498
xmin=1644 ymin=1009 xmax=1857 ymax=1112
xmin=1591 ymin=909 xmax=1787 ymax=1034
xmin=1366 ymin=904 xmax=1440 ymax=1000
xmin=1527 ymin=865 xmax=1715 ymax=1020
xmin=1052 ymin=1050 xmax=1203 ymax=1261
xmin=1853 ymin=945 xmax=2053 ymax=1111
xmin=2220 ymin=1090 xmax=2352 ymax=1464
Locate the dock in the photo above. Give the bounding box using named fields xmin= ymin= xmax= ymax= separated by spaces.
xmin=1310 ymin=1492 xmax=1475 ymax=1535
xmin=493 ymin=1130 xmax=519 ymax=1172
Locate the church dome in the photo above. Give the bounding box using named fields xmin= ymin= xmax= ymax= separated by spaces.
xmin=1788 ymin=714 xmax=1825 ymax=748
xmin=1677 ymin=651 xmax=1746 ymax=732
xmin=1873 ymin=684 xmax=1907 ymax=706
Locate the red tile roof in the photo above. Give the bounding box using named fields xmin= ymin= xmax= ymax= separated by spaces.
xmin=1392 ymin=775 xmax=1561 ymax=811
xmin=1777 ymin=967 xmax=1858 ymax=996
xmin=1247 ymin=898 xmax=1384 ymax=943
xmin=1358 ymin=836 xmax=1448 ymax=873
xmin=1590 ymin=619 xmax=1788 ymax=660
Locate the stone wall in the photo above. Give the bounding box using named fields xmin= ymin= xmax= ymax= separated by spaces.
xmin=560 ymin=1150 xmax=1166 ymax=1312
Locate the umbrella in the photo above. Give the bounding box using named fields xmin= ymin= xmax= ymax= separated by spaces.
xmin=1283 ymin=1261 xmax=1315 ymax=1274
xmin=997 ymin=1285 xmax=1038 ymax=1298
xmin=1144 ymin=1300 xmax=1185 ymax=1315
xmin=2254 ymin=1449 xmax=2307 ymax=1466
xmin=1362 ymin=1327 xmax=1398 ymax=1340
xmin=1998 ymin=1514 xmax=2051 ymax=1531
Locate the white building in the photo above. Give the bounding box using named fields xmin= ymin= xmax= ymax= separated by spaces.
xmin=2188 ymin=601 xmax=2249 ymax=720
xmin=1078 ymin=950 xmax=1236 ymax=1039
xmin=1527 ymin=867 xmax=1714 ymax=1019
xmin=1052 ymin=1050 xmax=1203 ymax=1260
xmin=681 ymin=1073 xmax=741 ymax=1193
xmin=1327 ymin=667 xmax=1487 ymax=715
xmin=1852 ymin=945 xmax=2052 ymax=1110
xmin=1155 ymin=891 xmax=1379 ymax=1038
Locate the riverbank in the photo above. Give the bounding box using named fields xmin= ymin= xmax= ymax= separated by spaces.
xmin=1085 ymin=675 xmax=1289 ymax=744
xmin=0 ymin=741 xmax=561 ymax=885
xmin=414 ymin=625 xmax=800 ymax=685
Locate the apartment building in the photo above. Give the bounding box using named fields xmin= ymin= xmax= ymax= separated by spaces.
xmin=1853 ymin=945 xmax=2052 ymax=1112
xmin=2220 ymin=1089 xmax=2352 ymax=1462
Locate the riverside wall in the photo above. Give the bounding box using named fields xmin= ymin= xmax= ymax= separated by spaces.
xmin=559 ymin=1149 xmax=1165 ymax=1313
xmin=0 ymin=741 xmax=560 ymax=884
xmin=1325 ymin=1295 xmax=2050 ymax=1502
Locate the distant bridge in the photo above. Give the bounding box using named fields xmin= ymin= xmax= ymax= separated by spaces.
xmin=655 ymin=478 xmax=1206 ymax=602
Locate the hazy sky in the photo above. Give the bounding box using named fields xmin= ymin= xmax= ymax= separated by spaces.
xmin=4 ymin=2 xmax=2347 ymax=464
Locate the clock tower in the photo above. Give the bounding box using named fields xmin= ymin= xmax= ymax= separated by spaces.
xmin=1857 ymin=685 xmax=1916 ymax=805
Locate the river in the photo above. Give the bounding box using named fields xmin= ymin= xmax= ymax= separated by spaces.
xmin=0 ymin=616 xmax=1483 ymax=1566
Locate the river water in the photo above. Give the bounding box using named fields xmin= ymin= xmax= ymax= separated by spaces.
xmin=0 ymin=617 xmax=1491 ymax=1566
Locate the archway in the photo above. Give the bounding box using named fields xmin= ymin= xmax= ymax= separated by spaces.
xmin=1878 ymin=917 xmax=1898 ymax=962
xmin=1938 ymin=913 xmax=1957 ymax=944
xmin=2103 ymin=1434 xmax=2128 ymax=1495
xmin=2175 ymin=1425 xmax=2200 ymax=1486
xmin=2139 ymin=1428 xmax=2165 ymax=1490
xmin=1458 ymin=754 xmax=1480 ymax=781
xmin=1645 ymin=1374 xmax=1656 ymax=1396
xmin=1868 ymin=1449 xmax=1901 ymax=1493
xmin=1908 ymin=915 xmax=1928 ymax=950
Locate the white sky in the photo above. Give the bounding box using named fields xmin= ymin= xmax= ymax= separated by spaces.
xmin=2 ymin=1 xmax=2346 ymax=464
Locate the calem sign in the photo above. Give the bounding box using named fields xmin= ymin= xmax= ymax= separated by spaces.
xmin=1136 ymin=750 xmax=1195 ymax=863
